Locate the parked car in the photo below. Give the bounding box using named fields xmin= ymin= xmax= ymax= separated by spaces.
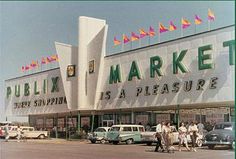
xmin=0 ymin=125 xmax=18 ymax=138
xmin=107 ymin=125 xmax=145 ymax=145
xmin=141 ymin=126 xmax=203 ymax=147
xmin=21 ymin=126 xmax=48 ymax=139
xmin=88 ymin=127 xmax=111 ymax=144
xmin=204 ymin=122 xmax=235 ymax=149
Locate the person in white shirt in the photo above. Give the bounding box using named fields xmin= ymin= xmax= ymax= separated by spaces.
xmin=154 ymin=121 xmax=165 ymax=152
xmin=178 ymin=122 xmax=190 ymax=151
xmin=188 ymin=121 xmax=198 ymax=152
xmin=4 ymin=124 xmax=10 ymax=142
xmin=17 ymin=125 xmax=22 ymax=142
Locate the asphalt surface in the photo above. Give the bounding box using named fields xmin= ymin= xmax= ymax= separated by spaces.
xmin=0 ymin=139 xmax=234 ymax=159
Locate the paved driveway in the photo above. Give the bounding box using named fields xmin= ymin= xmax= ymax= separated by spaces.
xmin=0 ymin=139 xmax=234 ymax=159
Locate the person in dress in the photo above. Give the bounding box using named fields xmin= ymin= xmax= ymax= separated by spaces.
xmin=178 ymin=122 xmax=190 ymax=151
xmin=162 ymin=122 xmax=173 ymax=153
xmin=188 ymin=121 xmax=198 ymax=152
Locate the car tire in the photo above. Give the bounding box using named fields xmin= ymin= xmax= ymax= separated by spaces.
xmin=146 ymin=142 xmax=152 ymax=146
xmin=126 ymin=139 xmax=133 ymax=145
xmin=230 ymin=141 xmax=235 ymax=150
xmin=100 ymin=139 xmax=106 ymax=144
xmin=208 ymin=145 xmax=215 ymax=149
xmin=38 ymin=134 xmax=45 ymax=139
xmin=196 ymin=139 xmax=203 ymax=147
xmin=113 ymin=141 xmax=119 ymax=145
xmin=91 ymin=140 xmax=96 ymax=144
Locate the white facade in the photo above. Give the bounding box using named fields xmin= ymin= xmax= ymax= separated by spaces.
xmin=97 ymin=26 xmax=235 ymax=110
xmin=5 ymin=17 xmax=235 ymax=117
xmin=5 ymin=69 xmax=69 ymax=116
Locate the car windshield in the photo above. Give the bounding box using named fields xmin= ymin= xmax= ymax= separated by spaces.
xmin=95 ymin=128 xmax=106 ymax=132
xmin=110 ymin=127 xmax=120 ymax=131
xmin=214 ymin=123 xmax=233 ymax=130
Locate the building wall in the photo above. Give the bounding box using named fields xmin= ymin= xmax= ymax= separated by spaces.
xmin=97 ymin=26 xmax=235 ymax=110
xmin=5 ymin=69 xmax=69 ymax=116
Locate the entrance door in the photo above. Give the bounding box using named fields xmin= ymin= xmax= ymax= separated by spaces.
xmin=102 ymin=120 xmax=114 ymax=127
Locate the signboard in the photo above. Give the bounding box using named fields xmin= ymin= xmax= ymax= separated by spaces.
xmin=156 ymin=114 xmax=170 ymax=123
xmin=67 ymin=65 xmax=76 ymax=77
xmin=135 ymin=115 xmax=148 ymax=125
xmin=89 ymin=60 xmax=95 ymax=74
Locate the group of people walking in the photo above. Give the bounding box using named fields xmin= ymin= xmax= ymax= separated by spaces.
xmin=154 ymin=121 xmax=200 ymax=153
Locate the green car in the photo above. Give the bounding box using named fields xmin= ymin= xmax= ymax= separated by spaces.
xmin=88 ymin=127 xmax=111 ymax=144
xmin=107 ymin=125 xmax=145 ymax=145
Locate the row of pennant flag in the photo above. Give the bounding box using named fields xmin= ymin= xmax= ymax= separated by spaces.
xmin=21 ymin=54 xmax=58 ymax=72
xmin=113 ymin=9 xmax=215 ymax=46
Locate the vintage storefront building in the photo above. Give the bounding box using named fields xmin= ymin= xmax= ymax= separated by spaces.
xmin=5 ymin=17 xmax=235 ymax=137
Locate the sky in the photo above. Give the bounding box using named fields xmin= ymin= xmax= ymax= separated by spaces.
xmin=0 ymin=1 xmax=234 ymax=122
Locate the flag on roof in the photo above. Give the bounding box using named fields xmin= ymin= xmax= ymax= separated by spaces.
xmin=51 ymin=54 xmax=58 ymax=61
xmin=123 ymin=34 xmax=130 ymax=44
xmin=41 ymin=57 xmax=47 ymax=64
xmin=30 ymin=60 xmax=38 ymax=67
xmin=159 ymin=23 xmax=168 ymax=33
xmin=208 ymin=8 xmax=215 ymax=21
xmin=139 ymin=28 xmax=148 ymax=38
xmin=195 ymin=15 xmax=202 ymax=25
xmin=21 ymin=66 xmax=25 ymax=72
xmin=181 ymin=18 xmax=191 ymax=29
xmin=113 ymin=37 xmax=121 ymax=46
xmin=25 ymin=65 xmax=30 ymax=70
xmin=148 ymin=26 xmax=155 ymax=37
xmin=169 ymin=21 xmax=177 ymax=31
xmin=131 ymin=32 xmax=140 ymax=41
xmin=46 ymin=56 xmax=52 ymax=63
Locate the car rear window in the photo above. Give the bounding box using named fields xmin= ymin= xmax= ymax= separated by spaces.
xmin=110 ymin=127 xmax=120 ymax=131
xmin=132 ymin=127 xmax=138 ymax=132
xmin=215 ymin=124 xmax=233 ymax=130
xmin=139 ymin=127 xmax=145 ymax=132
xmin=123 ymin=127 xmax=132 ymax=131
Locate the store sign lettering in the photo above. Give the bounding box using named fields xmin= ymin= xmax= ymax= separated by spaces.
xmin=6 ymin=77 xmax=59 ymax=98
xmin=13 ymin=96 xmax=67 ymax=109
xmin=101 ymin=77 xmax=218 ymax=100
xmin=109 ymin=40 xmax=234 ymax=84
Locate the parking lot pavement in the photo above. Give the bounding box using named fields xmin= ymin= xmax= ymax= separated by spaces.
xmin=0 ymin=140 xmax=234 ymax=159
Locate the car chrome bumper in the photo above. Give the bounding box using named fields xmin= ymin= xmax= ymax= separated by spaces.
xmin=205 ymin=141 xmax=231 ymax=145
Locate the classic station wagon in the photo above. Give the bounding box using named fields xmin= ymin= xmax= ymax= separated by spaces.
xmin=107 ymin=125 xmax=145 ymax=145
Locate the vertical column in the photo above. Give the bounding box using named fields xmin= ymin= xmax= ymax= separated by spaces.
xmin=91 ymin=111 xmax=95 ymax=132
xmin=65 ymin=115 xmax=68 ymax=140
xmin=55 ymin=113 xmax=58 ymax=139
xmin=77 ymin=111 xmax=81 ymax=133
xmin=177 ymin=105 xmax=180 ymax=128
xmin=131 ymin=111 xmax=134 ymax=124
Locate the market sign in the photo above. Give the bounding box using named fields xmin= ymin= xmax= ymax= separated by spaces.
xmin=109 ymin=40 xmax=234 ymax=84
